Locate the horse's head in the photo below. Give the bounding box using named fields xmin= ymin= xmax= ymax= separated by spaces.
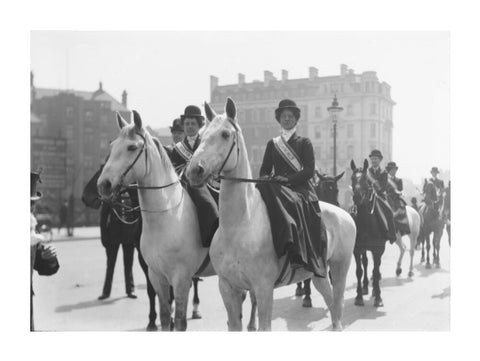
xmin=316 ymin=171 xmax=344 ymax=205
xmin=97 ymin=110 xmax=151 ymax=201
xmin=350 ymin=159 xmax=370 ymax=205
xmin=187 ymin=97 xmax=240 ymax=187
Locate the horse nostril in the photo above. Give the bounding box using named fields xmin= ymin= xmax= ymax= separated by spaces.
xmin=197 ymin=164 xmax=204 ymax=176
xmin=99 ymin=180 xmax=112 ymax=197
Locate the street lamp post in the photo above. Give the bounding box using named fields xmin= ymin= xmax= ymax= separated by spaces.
xmin=327 ymin=94 xmax=343 ymax=176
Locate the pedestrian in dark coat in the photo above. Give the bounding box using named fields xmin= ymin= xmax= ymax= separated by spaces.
xmin=257 ymin=99 xmax=327 ymax=278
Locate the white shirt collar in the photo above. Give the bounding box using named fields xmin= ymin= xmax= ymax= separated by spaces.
xmin=281 ymin=127 xmax=297 ymax=142
xmin=186 ymin=135 xmax=197 ymax=147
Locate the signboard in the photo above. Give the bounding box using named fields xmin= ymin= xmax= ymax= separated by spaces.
xmin=31 ymin=136 xmax=67 ymax=189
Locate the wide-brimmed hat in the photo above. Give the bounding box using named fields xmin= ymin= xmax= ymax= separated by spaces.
xmin=275 ymin=99 xmax=301 ymax=122
xmin=431 ymin=166 xmax=440 ymax=174
xmin=369 ymin=149 xmax=383 ymax=160
xmin=170 ymin=118 xmax=183 ymax=133
xmin=180 ymin=105 xmax=205 ymax=127
xmin=386 ymin=161 xmax=398 ymax=171
xmin=31 ymin=172 xmax=43 ymax=201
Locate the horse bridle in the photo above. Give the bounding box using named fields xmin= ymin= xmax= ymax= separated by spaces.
xmin=351 ymin=170 xmax=377 ymax=215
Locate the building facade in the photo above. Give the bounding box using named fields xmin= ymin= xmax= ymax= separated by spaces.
xmin=30 ymin=73 xmax=130 ymax=225
xmin=209 ymin=64 xmax=395 ymax=208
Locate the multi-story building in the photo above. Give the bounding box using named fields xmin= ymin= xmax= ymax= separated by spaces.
xmin=209 ymin=64 xmax=395 ymax=208
xmin=30 ymin=72 xmax=130 ymax=225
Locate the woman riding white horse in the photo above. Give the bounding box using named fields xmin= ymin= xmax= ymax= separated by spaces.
xmin=187 ymin=98 xmax=356 ymax=331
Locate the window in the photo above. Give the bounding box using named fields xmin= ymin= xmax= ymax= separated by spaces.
xmin=315 ymin=125 xmax=321 ymax=139
xmin=66 ymin=107 xmax=74 ymax=117
xmin=347 ymin=145 xmax=354 ymax=159
xmin=370 ymin=123 xmax=376 ymax=138
xmin=245 ymin=109 xmax=252 ymax=123
xmin=365 ymin=82 xmax=370 ymax=92
xmin=347 ymin=124 xmax=354 ymax=138
xmin=347 ymin=104 xmax=353 ymax=116
xmin=315 ymin=106 xmax=322 ymax=118
xmin=370 ymin=103 xmax=377 ymax=115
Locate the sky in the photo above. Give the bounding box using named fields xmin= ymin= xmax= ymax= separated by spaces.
xmin=30 ymin=31 xmax=449 ymax=184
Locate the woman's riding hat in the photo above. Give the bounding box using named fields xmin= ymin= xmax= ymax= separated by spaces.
xmin=180 ymin=105 xmax=205 ymax=127
xmin=369 ymin=149 xmax=383 ymax=160
xmin=275 ymin=99 xmax=301 ymax=122
xmin=31 ymin=171 xmax=43 ymax=201
xmin=170 ymin=118 xmax=183 ymax=133
xmin=386 ymin=161 xmax=398 ymax=171
xmin=431 ymin=167 xmax=440 ymax=174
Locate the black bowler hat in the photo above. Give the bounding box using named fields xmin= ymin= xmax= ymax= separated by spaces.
xmin=170 ymin=118 xmax=183 ymax=133
xmin=180 ymin=105 xmax=205 ymax=127
xmin=31 ymin=172 xmax=43 ymax=201
xmin=369 ymin=149 xmax=383 ymax=160
xmin=275 ymin=99 xmax=301 ymax=122
xmin=386 ymin=161 xmax=398 ymax=171
xmin=431 ymin=167 xmax=440 ymax=174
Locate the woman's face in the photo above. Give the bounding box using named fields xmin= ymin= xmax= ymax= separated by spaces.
xmin=370 ymin=156 xmax=381 ymax=168
xmin=279 ymin=109 xmax=298 ymax=130
xmin=183 ymin=118 xmax=200 ymax=137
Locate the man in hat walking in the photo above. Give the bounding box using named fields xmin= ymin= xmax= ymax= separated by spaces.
xmin=30 ymin=172 xmax=59 ymax=331
xmin=385 ymin=161 xmax=410 ymax=236
xmin=367 ymin=150 xmax=397 ymax=243
xmin=170 ymin=105 xmax=219 ymax=248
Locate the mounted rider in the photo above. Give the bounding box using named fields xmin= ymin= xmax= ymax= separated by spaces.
xmin=257 ymin=99 xmax=327 ymax=278
xmin=423 ymin=167 xmax=445 ymax=212
xmin=169 ymin=105 xmax=219 ymax=247
xmin=385 ymin=161 xmax=411 ymax=236
xmin=367 ymin=149 xmax=397 ymax=243
xmin=164 ymin=118 xmax=184 ymax=158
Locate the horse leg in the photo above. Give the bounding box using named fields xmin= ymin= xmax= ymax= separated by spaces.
xmin=218 ymin=276 xmax=244 ymax=331
xmin=137 ymin=251 xmax=158 ymax=331
xmin=311 ymin=276 xmax=334 ymax=322
xmin=425 ymin=232 xmax=432 ymax=269
xmin=408 ymin=233 xmax=416 ymax=277
xmin=148 ymin=269 xmax=173 ymax=331
xmin=295 ymin=282 xmax=304 ymax=297
xmin=253 ymin=284 xmax=274 ymax=331
xmin=361 ymin=252 xmax=369 ymax=294
xmin=434 ymin=228 xmax=442 ymax=268
xmin=302 ymin=278 xmax=312 ymax=308
xmin=372 ymin=251 xmax=384 ymax=307
xmin=395 ymin=234 xmax=406 ymax=277
xmin=354 ymin=252 xmax=365 ymax=306
xmin=171 ymin=277 xmax=192 ymax=331
xmin=246 ymin=291 xmax=257 ymax=331
xmin=191 ymin=277 xmax=202 ymax=319
xmin=325 ymin=257 xmax=351 ymax=331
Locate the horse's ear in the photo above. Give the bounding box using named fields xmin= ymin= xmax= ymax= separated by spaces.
xmin=225 ymin=97 xmax=237 ymax=121
xmin=204 ymin=102 xmax=217 ymax=122
xmin=335 ymin=171 xmax=345 ymax=182
xmin=363 ymin=159 xmax=369 ymax=172
xmin=319 ymin=173 xmax=326 ymax=181
xmin=116 ymin=112 xmax=127 ymax=129
xmin=350 ymin=160 xmax=356 ymax=171
xmin=132 ymin=110 xmax=143 ymax=131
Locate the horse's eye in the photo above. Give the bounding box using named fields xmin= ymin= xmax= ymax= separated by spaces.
xmin=222 ymin=131 xmax=230 ymax=139
xmin=128 ymin=145 xmax=138 ymax=151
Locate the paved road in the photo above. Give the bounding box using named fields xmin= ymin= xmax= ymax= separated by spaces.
xmin=33 ymin=229 xmax=450 ymax=331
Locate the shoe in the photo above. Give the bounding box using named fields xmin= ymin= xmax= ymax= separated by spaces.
xmin=127 ymin=292 xmax=138 ymax=299
xmin=98 ymin=294 xmax=109 ymax=300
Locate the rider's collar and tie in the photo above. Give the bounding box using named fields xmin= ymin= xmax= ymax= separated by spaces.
xmin=280 ymin=127 xmax=296 ymax=142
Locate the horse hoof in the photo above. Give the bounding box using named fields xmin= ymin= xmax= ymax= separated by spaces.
xmin=426 ymin=263 xmax=432 ymax=269
xmin=435 ymin=263 xmax=440 ymax=269
xmin=295 ymin=287 xmax=304 ymax=297
xmin=332 ymin=323 xmax=344 ymax=332
xmin=247 ymin=326 xmax=257 ymax=332
xmin=192 ymin=311 xmax=202 ymax=319
xmin=396 ymin=268 xmax=402 ymax=276
xmin=354 ymin=296 xmax=365 ymax=306
xmin=421 ymin=256 xmax=425 ymax=263
xmin=408 ymin=271 xmax=414 ymax=277
xmin=302 ymin=298 xmax=312 ymax=308
xmin=374 ymin=297 xmax=384 ymax=307
xmin=146 ymin=322 xmax=158 ymax=331
xmin=362 ymin=285 xmax=369 ymax=295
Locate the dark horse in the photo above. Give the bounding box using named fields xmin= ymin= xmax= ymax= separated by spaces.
xmin=295 ymin=171 xmax=345 ymax=308
xmin=350 ymin=159 xmax=389 ymax=307
xmin=418 ymin=180 xmax=446 ymax=268
xmin=444 ymin=181 xmax=451 ymax=246
xmin=82 ymin=166 xmax=202 ymax=331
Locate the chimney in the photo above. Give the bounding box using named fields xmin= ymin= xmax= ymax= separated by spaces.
xmin=264 ymin=70 xmax=275 ymax=86
xmin=210 ymin=75 xmax=219 ymax=92
xmin=281 ymin=69 xmax=288 ymax=83
xmin=309 ymin=66 xmax=318 ymax=80
xmin=99 ymin=81 xmax=103 ymax=92
xmin=30 ymin=71 xmax=36 ymax=104
xmin=348 ymin=69 xmax=354 ymax=75
xmin=340 ymin=64 xmax=348 ymax=76
xmin=122 ymin=90 xmax=128 ymax=107
xmin=238 ymin=73 xmax=245 ymax=86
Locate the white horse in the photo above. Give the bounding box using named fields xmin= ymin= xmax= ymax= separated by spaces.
xmin=393 ymin=206 xmax=421 ymax=277
xmin=97 ymin=111 xmax=221 ymax=331
xmin=187 ymin=98 xmax=356 ymax=331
